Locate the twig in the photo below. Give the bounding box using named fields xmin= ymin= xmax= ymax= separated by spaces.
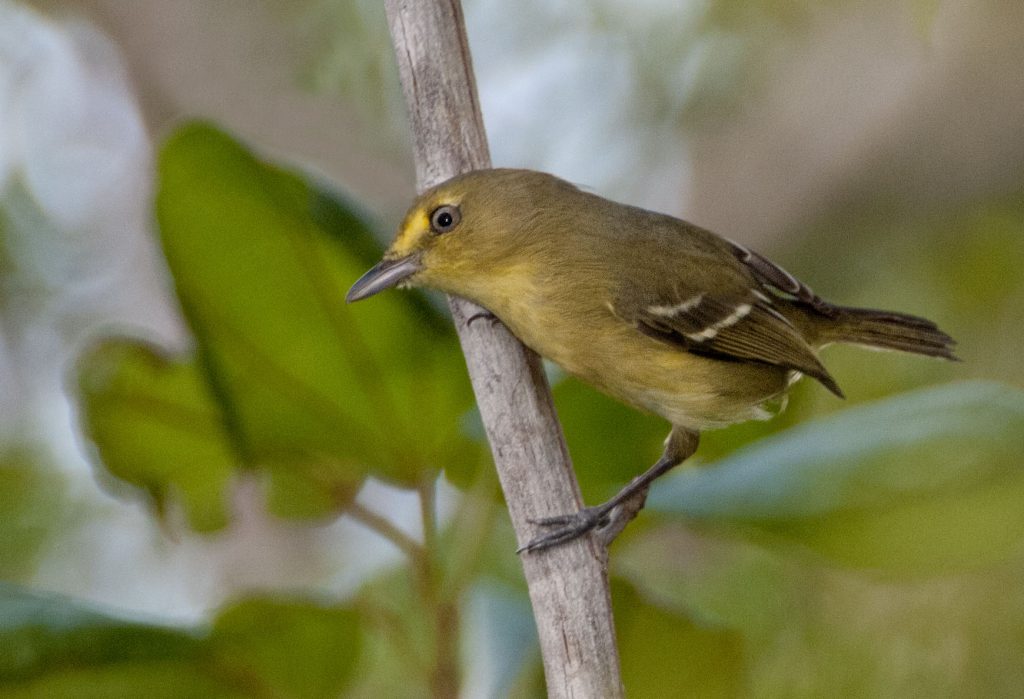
xmin=418 ymin=475 xmax=439 ymax=555
xmin=383 ymin=1 xmax=624 ymax=696
xmin=417 ymin=476 xmax=458 ymax=697
xmin=347 ymin=499 xmax=423 ymax=563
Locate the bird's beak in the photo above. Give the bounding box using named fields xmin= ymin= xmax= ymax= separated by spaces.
xmin=346 ymin=255 xmax=423 ymax=303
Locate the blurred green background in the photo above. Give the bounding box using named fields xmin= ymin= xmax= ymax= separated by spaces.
xmin=2 ymin=0 xmax=1023 ymax=696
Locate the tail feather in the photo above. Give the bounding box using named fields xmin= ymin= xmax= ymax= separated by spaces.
xmin=825 ymin=306 xmax=958 ymax=360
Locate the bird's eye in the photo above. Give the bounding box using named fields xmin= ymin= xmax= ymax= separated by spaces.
xmin=429 ymin=204 xmax=461 ymax=234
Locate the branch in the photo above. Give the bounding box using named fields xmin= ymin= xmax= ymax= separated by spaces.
xmin=347 ymin=500 xmax=423 ymax=563
xmin=382 ymin=1 xmax=624 ymax=696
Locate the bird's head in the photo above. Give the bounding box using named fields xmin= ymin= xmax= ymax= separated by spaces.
xmin=346 ymin=168 xmax=580 ymax=304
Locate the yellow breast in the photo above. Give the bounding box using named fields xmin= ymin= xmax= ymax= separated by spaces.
xmin=479 ymin=280 xmax=790 ymax=430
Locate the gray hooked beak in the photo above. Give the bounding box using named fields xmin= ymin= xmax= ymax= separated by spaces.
xmin=346 ymin=255 xmax=422 ymax=303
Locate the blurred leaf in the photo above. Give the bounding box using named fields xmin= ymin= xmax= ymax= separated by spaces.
xmin=614 ymin=580 xmax=744 ymax=698
xmin=77 ymin=122 xmax=481 ymax=528
xmin=618 ymin=522 xmax=1024 ymax=697
xmin=617 ymin=524 xmax=797 ymax=634
xmin=0 ymin=450 xmax=69 ymax=580
xmin=651 ymin=381 xmax=1024 ymax=517
xmin=77 ymin=339 xmax=236 ymax=531
xmin=157 ymin=122 xmax=476 ymax=490
xmin=0 ymin=582 xmax=217 ymax=697
xmin=648 ymin=381 xmax=1024 ymax=573
xmin=0 ymin=584 xmax=360 ymax=698
xmin=210 ymin=597 xmax=361 ymax=699
xmin=552 ymin=378 xmax=665 ymax=502
xmin=347 ymin=565 xmax=439 ymax=697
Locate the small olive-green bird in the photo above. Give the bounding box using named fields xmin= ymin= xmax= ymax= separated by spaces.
xmin=347 ymin=169 xmax=957 ymax=552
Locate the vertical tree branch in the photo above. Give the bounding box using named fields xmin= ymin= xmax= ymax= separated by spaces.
xmin=382 ymin=1 xmax=624 ymax=696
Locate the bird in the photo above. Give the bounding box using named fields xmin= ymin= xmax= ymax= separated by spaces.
xmin=346 ymin=168 xmax=957 ymax=552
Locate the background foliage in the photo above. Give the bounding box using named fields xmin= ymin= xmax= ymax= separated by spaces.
xmin=2 ymin=0 xmax=1023 ymax=696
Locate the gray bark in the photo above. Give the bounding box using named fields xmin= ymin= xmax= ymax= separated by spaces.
xmin=383 ymin=1 xmax=625 ymax=696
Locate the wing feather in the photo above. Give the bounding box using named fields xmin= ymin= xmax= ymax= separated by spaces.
xmin=727 ymin=239 xmax=840 ymax=317
xmin=607 ymin=220 xmax=844 ymax=396
xmin=624 ymin=289 xmax=843 ymax=397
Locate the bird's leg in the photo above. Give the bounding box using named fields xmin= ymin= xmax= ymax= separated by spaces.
xmin=595 ymin=487 xmax=650 ymax=547
xmin=519 ymin=428 xmax=699 ymax=553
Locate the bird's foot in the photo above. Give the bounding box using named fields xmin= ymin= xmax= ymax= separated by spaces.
xmin=518 ymin=505 xmax=611 ymax=553
xmin=517 ymin=432 xmax=697 ymax=554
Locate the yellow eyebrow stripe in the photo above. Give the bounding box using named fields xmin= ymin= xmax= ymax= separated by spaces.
xmin=389 ymin=208 xmax=431 ymax=257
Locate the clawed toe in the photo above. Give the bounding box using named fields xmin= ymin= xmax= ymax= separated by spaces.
xmin=519 ymin=507 xmax=608 ymax=553
xmin=466 ymin=310 xmax=499 ymax=328
xmin=515 ymin=436 xmax=697 ymax=553
xmin=528 ymin=513 xmax=581 ymax=528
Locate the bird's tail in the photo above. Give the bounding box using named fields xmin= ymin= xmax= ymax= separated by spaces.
xmin=823 ymin=306 xmax=958 ymax=360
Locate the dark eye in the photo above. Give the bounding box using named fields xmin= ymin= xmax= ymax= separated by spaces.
xmin=430 ymin=204 xmax=461 ymax=234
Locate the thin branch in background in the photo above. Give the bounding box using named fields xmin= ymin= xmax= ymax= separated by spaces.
xmin=346 ymin=499 xmax=423 ymax=563
xmin=419 ymin=475 xmax=439 ymax=555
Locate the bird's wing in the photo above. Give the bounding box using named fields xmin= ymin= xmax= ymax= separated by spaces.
xmin=615 ymin=260 xmax=844 ymax=397
xmin=725 ymin=238 xmax=839 ymax=317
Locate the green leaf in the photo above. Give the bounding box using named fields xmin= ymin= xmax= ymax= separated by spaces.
xmin=0 ymin=584 xmax=361 ymax=698
xmin=0 ymin=450 xmax=69 ymax=580
xmin=76 ymin=339 xmax=236 ymax=532
xmin=617 ymin=522 xmax=1024 ymax=697
xmin=0 ymin=582 xmax=215 ymax=697
xmin=157 ymin=122 xmax=476 ymax=491
xmin=552 ymin=378 xmax=666 ymax=502
xmin=616 ymin=524 xmax=796 ymax=634
xmin=77 ymin=122 xmax=482 ymax=528
xmin=648 ymin=381 xmax=1024 ymax=573
xmin=209 ymin=598 xmax=362 ymax=699
xmin=346 ymin=565 xmax=443 ymax=696
xmin=614 ymin=580 xmax=744 ymax=698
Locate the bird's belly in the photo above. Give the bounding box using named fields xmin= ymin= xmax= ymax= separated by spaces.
xmin=589 ymin=353 xmax=790 ymax=429
xmin=508 ymin=313 xmax=790 ymax=429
